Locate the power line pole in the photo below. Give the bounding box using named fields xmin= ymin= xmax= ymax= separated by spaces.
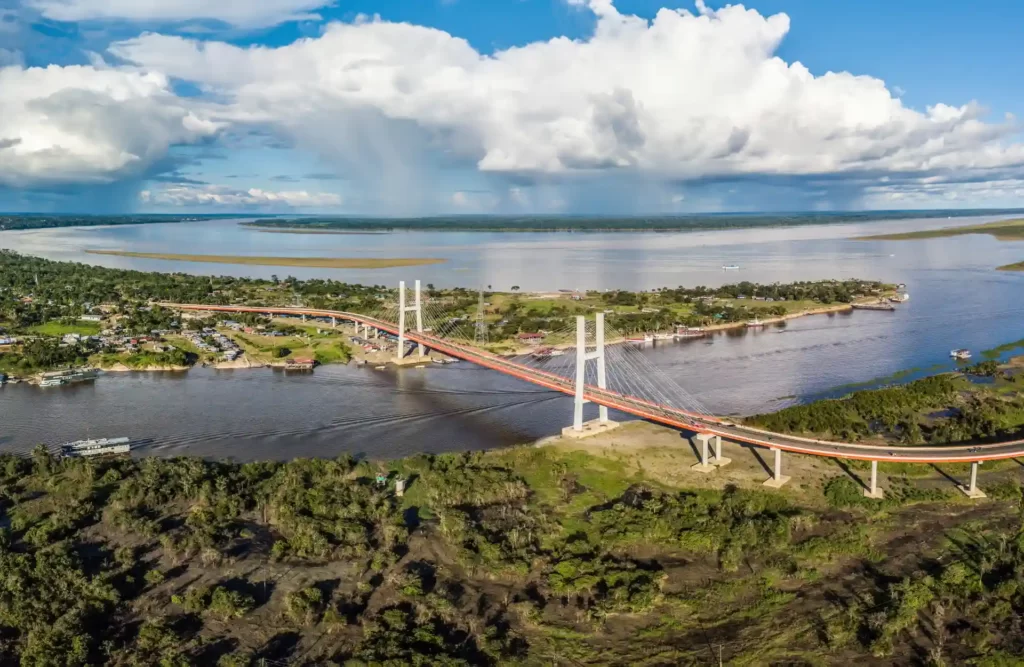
xmin=475 ymin=287 xmax=488 ymax=345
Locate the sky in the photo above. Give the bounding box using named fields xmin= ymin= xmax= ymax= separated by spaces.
xmin=3 ymin=0 xmax=1024 ymax=215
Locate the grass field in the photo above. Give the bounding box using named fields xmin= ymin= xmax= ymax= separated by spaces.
xmin=86 ymin=250 xmax=446 ymax=269
xmin=26 ymin=321 xmax=102 ymax=336
xmin=854 ymin=218 xmax=1024 ymax=241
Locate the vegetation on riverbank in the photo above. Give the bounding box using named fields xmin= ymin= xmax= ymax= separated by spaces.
xmin=86 ymin=250 xmax=447 ymax=269
xmin=0 ymin=214 xmax=225 ymax=232
xmin=747 ymin=358 xmax=1024 ymax=445
xmin=1 ymin=429 xmax=1023 ymax=665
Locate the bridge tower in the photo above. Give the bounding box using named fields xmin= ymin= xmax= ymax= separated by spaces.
xmin=562 ymin=312 xmax=619 ymax=439
xmin=395 ymin=280 xmax=426 ymax=364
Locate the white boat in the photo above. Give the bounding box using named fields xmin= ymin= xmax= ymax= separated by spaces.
xmin=626 ymin=334 xmax=654 ymax=344
xmin=722 ymin=265 xmax=740 ymax=271
xmin=950 ymin=349 xmax=972 ymax=360
xmin=653 ymin=333 xmax=675 ymax=341
xmin=60 ymin=437 xmax=132 ymax=458
xmin=674 ymin=327 xmax=706 ymax=339
xmin=746 ymin=318 xmax=766 ymax=328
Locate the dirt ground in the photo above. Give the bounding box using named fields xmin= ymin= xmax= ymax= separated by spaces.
xmin=542 ymin=421 xmax=1021 ymax=503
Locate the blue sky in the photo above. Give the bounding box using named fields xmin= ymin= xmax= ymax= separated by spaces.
xmin=3 ymin=0 xmax=1024 ymax=214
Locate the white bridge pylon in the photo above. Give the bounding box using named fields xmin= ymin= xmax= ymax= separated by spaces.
xmin=396 ymin=279 xmax=425 ymax=362
xmin=565 ymin=312 xmax=619 ymax=439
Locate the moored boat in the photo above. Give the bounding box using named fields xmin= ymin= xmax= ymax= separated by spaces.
xmin=951 ymin=349 xmax=972 ymax=360
xmin=39 ymin=368 xmax=99 ymax=387
xmin=746 ymin=318 xmax=765 ymax=328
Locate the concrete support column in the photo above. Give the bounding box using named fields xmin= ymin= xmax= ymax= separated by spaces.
xmin=302 ymin=314 xmax=306 ymax=322
xmin=691 ymin=433 xmax=715 ymax=473
xmin=397 ymin=281 xmax=407 ymax=360
xmin=415 ymin=279 xmax=425 ymax=357
xmin=573 ymin=316 xmax=586 ymax=432
xmin=763 ymin=448 xmax=791 ymax=488
xmin=331 ymin=317 xmax=336 ymax=328
xmin=596 ymin=312 xmax=608 ymax=423
xmin=864 ymin=460 xmax=884 ymax=499
xmin=711 ymin=435 xmax=731 ymax=468
xmin=961 ymin=461 xmax=987 ymax=499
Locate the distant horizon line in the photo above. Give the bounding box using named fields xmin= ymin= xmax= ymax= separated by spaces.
xmin=4 ymin=207 xmax=1024 ymax=220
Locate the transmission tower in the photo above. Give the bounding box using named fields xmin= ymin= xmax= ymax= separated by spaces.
xmin=474 ymin=287 xmax=488 ymax=345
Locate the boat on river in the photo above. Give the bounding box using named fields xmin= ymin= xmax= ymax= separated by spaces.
xmin=39 ymin=368 xmax=99 ymax=387
xmin=951 ymin=349 xmax=972 ymax=360
xmin=60 ymin=437 xmax=132 ymax=458
xmin=746 ymin=318 xmax=765 ymax=329
xmin=626 ymin=334 xmax=654 ymax=344
xmin=722 ymin=265 xmax=740 ymax=271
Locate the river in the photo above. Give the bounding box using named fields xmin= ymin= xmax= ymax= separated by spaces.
xmin=2 ymin=215 xmax=1024 ymax=460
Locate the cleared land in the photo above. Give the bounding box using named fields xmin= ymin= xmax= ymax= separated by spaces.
xmin=86 ymin=250 xmax=446 ymax=269
xmin=854 ymin=217 xmax=1024 ymax=241
xmin=26 ymin=321 xmax=102 ymax=336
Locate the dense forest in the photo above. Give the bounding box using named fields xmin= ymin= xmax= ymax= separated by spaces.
xmin=1 ymin=438 xmax=1023 ymax=665
xmin=244 ymin=210 xmax=1024 ymax=233
xmin=747 ymin=372 xmax=1024 ymax=445
xmin=0 ymin=215 xmax=232 ymax=232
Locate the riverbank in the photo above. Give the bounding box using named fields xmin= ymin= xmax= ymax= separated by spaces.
xmin=852 ymin=217 xmax=1024 ymax=241
xmin=85 ymin=250 xmax=447 ymax=269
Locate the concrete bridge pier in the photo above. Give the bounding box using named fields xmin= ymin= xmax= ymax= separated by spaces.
xmin=393 ymin=280 xmax=427 ymax=366
xmin=331 ymin=317 xmax=336 ymax=328
xmin=762 ymin=448 xmax=791 ymax=488
xmin=691 ymin=434 xmax=729 ymax=473
xmin=960 ymin=461 xmax=987 ymax=499
xmin=864 ymin=460 xmax=884 ymax=499
xmin=562 ymin=313 xmax=619 ymax=440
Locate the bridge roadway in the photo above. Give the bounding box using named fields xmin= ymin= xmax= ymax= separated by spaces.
xmin=164 ymin=303 xmax=1024 ymax=465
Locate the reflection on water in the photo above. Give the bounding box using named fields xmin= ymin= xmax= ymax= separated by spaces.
xmin=2 ymin=215 xmax=1024 ymax=460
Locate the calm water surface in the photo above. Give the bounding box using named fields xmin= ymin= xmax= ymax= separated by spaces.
xmin=2 ymin=216 xmax=1024 ymax=460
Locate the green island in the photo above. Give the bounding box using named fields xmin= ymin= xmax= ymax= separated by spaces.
xmin=86 ymin=250 xmax=447 ymax=269
xmin=854 ymin=218 xmax=1024 ymax=271
xmin=0 ymin=250 xmax=896 ymax=377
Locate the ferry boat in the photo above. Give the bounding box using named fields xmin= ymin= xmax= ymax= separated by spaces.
xmin=722 ymin=265 xmax=740 ymax=271
xmin=889 ymin=293 xmax=910 ymax=303
xmin=431 ymin=356 xmax=459 ymax=364
xmin=626 ymin=334 xmax=654 ymax=344
xmin=39 ymin=368 xmax=99 ymax=387
xmin=60 ymin=437 xmax=132 ymax=458
xmin=674 ymin=327 xmax=707 ymax=339
xmin=746 ymin=318 xmax=766 ymax=328
xmin=653 ymin=333 xmax=675 ymax=341
xmin=951 ymin=349 xmax=972 ymax=360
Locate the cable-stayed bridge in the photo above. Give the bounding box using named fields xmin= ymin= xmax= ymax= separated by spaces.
xmin=164 ymin=280 xmax=1024 ymax=499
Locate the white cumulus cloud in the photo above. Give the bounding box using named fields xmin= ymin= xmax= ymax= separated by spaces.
xmin=0 ymin=64 xmax=220 ymax=188
xmin=141 ymin=184 xmax=342 ymax=208
xmin=28 ymin=0 xmax=333 ymax=28
xmin=106 ymin=0 xmax=1024 ymax=205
